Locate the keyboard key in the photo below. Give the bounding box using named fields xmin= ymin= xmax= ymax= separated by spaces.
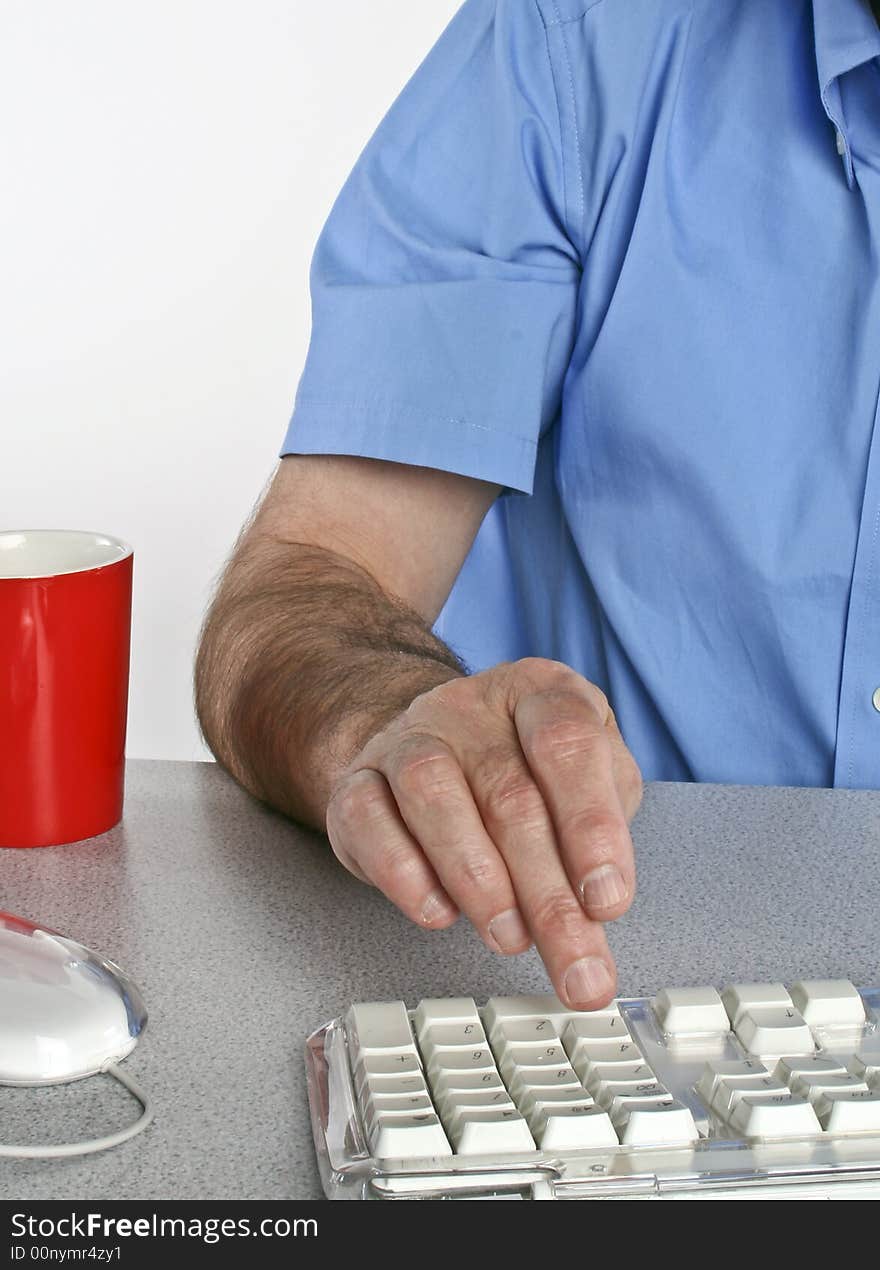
xmin=346 ymin=1001 xmax=417 ymax=1055
xmin=507 ymin=1064 xmax=583 ymax=1102
xmin=353 ymin=1051 xmax=421 ymax=1094
xmin=532 ymin=1104 xmax=618 ymax=1151
xmin=696 ymin=1059 xmax=770 ymax=1105
xmin=814 ymin=1089 xmax=880 ymax=1133
xmin=849 ymin=1056 xmax=880 ymax=1087
xmin=721 ymin=983 xmax=792 ymax=1027
xmin=789 ymin=980 xmax=866 ymax=1028
xmin=437 ymin=1087 xmax=514 ymax=1113
xmin=430 ymin=1068 xmax=506 ymax=1097
xmin=788 ymin=1073 xmax=869 ymax=1103
xmin=497 ymin=1041 xmax=569 ymax=1081
xmin=370 ymin=1112 xmax=453 ymax=1160
xmin=363 ymin=1091 xmax=434 ymax=1131
xmin=517 ymin=1086 xmax=597 ymax=1117
xmin=583 ymin=1060 xmax=658 ymax=1094
xmin=426 ymin=1045 xmax=496 ymax=1080
xmin=597 ymin=1084 xmax=671 ymax=1115
xmin=561 ymin=1011 xmax=631 ymax=1050
xmin=773 ymin=1055 xmax=848 ymax=1084
xmin=712 ymin=1076 xmax=791 ymax=1119
xmin=653 ymin=986 xmax=728 ymax=1035
xmin=413 ymin=998 xmax=483 ymax=1044
xmin=357 ymin=1069 xmax=428 ymax=1099
xmin=420 ymin=1021 xmax=489 ymax=1054
xmin=446 ymin=1107 xmax=536 ymax=1155
xmin=728 ymin=1094 xmax=821 ymax=1140
xmin=483 ymin=995 xmax=568 ymax=1041
xmin=734 ymin=1007 xmax=815 ymax=1056
xmin=612 ymin=1099 xmax=699 ymax=1146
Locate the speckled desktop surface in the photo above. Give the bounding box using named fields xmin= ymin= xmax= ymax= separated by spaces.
xmin=0 ymin=760 xmax=877 ymax=1200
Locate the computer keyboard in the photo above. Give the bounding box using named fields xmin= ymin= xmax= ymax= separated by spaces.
xmin=304 ymin=979 xmax=880 ymax=1199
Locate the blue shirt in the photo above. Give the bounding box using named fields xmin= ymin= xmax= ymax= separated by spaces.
xmin=282 ymin=0 xmax=880 ymax=789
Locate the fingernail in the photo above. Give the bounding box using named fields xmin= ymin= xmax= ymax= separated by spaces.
xmin=487 ymin=908 xmax=530 ymax=953
xmin=579 ymin=864 xmax=628 ymax=911
xmin=563 ymin=956 xmax=614 ymax=1007
xmin=420 ymin=891 xmax=456 ymax=926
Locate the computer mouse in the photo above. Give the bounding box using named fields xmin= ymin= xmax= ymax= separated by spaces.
xmin=0 ymin=910 xmax=148 ymax=1086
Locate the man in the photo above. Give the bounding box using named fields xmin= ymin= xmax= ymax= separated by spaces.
xmin=195 ymin=0 xmax=880 ymax=1011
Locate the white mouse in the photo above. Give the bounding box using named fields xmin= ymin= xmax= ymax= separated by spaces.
xmin=0 ymin=910 xmax=147 ymax=1086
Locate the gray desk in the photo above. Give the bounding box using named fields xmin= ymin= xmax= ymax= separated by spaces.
xmin=0 ymin=760 xmax=877 ymax=1200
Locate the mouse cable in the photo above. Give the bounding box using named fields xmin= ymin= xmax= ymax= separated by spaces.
xmin=0 ymin=1063 xmax=153 ymax=1158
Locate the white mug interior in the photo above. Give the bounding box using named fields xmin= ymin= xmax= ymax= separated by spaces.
xmin=0 ymin=530 xmax=132 ymax=579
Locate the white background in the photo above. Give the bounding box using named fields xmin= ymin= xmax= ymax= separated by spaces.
xmin=0 ymin=0 xmax=460 ymax=759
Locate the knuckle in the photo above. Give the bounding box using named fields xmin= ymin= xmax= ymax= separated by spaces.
xmin=326 ymin=773 xmax=387 ymax=835
xmin=480 ymin=770 xmax=547 ymax=830
xmin=516 ymin=657 xmax=572 ymax=685
xmin=564 ymin=808 xmax=629 ymax=863
xmin=391 ymin=738 xmax=459 ymax=805
xmin=456 ymin=851 xmax=503 ymax=893
xmin=527 ymin=716 xmax=605 ymax=767
xmin=369 ymin=839 xmax=423 ymax=892
xmin=529 ymin=888 xmax=587 ymax=939
xmin=621 ymin=758 xmax=644 ymax=810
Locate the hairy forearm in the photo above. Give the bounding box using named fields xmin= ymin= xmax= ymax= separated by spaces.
xmin=194 ymin=536 xmax=466 ymax=828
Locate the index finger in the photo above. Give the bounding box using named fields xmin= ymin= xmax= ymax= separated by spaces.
xmin=513 ymin=684 xmax=637 ymax=923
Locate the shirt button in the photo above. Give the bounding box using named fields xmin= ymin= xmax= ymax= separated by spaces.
xmin=836 ymin=130 xmax=847 ymax=156
xmin=872 ymin=687 xmax=880 ymax=713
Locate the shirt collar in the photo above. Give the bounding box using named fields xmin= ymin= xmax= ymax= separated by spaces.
xmin=813 ymin=0 xmax=880 ymax=187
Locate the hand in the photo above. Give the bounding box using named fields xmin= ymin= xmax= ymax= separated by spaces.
xmin=325 ymin=658 xmax=643 ymax=1009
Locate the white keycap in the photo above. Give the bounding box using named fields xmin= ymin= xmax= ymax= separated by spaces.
xmin=346 ymin=1001 xmax=417 ymax=1055
xmin=533 ymin=1104 xmax=618 ymax=1150
xmin=571 ymin=1044 xmax=646 ymax=1084
xmin=483 ymin=995 xmax=569 ymax=1040
xmin=612 ymin=1099 xmax=699 ymax=1146
xmin=654 ymin=986 xmax=729 ymax=1035
xmin=849 ymin=1055 xmax=880 ymax=1087
xmin=370 ymin=1112 xmax=453 ymax=1160
xmin=773 ymin=1055 xmax=848 ymax=1084
xmin=561 ymin=1013 xmax=631 ymax=1050
xmin=507 ymin=1064 xmax=583 ymax=1101
xmin=498 ymin=1041 xmax=568 ymax=1081
xmin=430 ymin=1068 xmax=506 ymax=1097
xmin=447 ymin=1108 xmax=536 ymax=1155
xmin=493 ymin=1018 xmax=564 ymax=1047
xmin=517 ymin=1087 xmax=597 ymax=1118
xmin=721 ymin=983 xmax=792 ymax=1027
xmin=814 ymin=1089 xmax=880 ymax=1133
xmin=584 ymin=1060 xmax=658 ymax=1093
xmin=437 ymin=1087 xmax=514 ymax=1114
xmin=728 ymin=1094 xmax=821 ymax=1140
xmin=789 ymin=1073 xmax=869 ymax=1103
xmin=696 ymin=1059 xmax=770 ymax=1105
xmin=735 ymin=1007 xmax=815 ymax=1056
xmin=364 ymin=1091 xmax=434 ymax=1131
xmin=569 ymin=1038 xmax=644 ymax=1070
xmin=597 ymin=1084 xmax=670 ymax=1115
xmin=353 ymin=1051 xmax=421 ymax=1097
xmin=789 ymin=980 xmax=866 ymax=1028
xmin=712 ymin=1077 xmax=791 ymax=1119
xmin=413 ymin=997 xmax=482 ymax=1044
xmin=358 ymin=1070 xmax=428 ymax=1099
xmin=420 ymin=1021 xmax=488 ymax=1054
xmin=426 ymin=1044 xmax=496 ymax=1080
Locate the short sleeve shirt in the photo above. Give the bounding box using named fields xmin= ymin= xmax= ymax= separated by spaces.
xmin=282 ymin=0 xmax=880 ymax=789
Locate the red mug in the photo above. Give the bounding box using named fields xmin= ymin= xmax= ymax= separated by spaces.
xmin=0 ymin=530 xmax=133 ymax=847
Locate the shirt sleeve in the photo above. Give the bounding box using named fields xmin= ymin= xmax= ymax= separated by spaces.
xmin=281 ymin=0 xmax=581 ymax=495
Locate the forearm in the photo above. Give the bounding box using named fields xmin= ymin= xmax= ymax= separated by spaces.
xmin=194 ymin=536 xmax=466 ymax=828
